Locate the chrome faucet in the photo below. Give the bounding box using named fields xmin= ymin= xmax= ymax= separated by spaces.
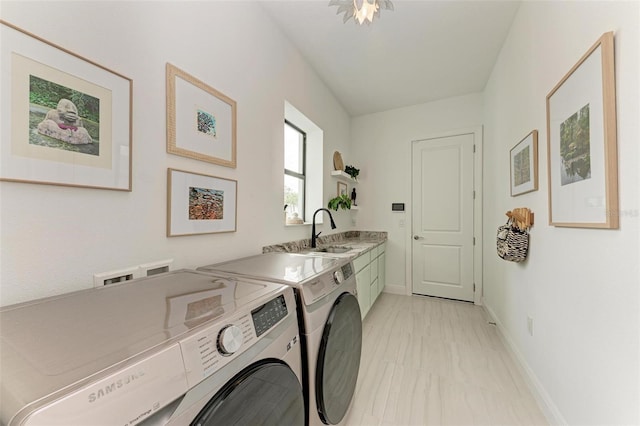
xmin=311 ymin=208 xmax=336 ymax=248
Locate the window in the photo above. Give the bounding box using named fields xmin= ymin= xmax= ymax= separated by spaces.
xmin=284 ymin=120 xmax=306 ymax=220
xmin=284 ymin=101 xmax=323 ymax=225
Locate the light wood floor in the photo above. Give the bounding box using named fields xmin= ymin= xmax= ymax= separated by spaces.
xmin=345 ymin=293 xmax=548 ymax=426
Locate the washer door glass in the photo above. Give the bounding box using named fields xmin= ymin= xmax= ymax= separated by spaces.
xmin=191 ymin=359 xmax=304 ymax=426
xmin=316 ymin=292 xmax=363 ymax=424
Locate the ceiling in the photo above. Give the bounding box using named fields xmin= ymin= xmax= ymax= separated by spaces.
xmin=260 ymin=0 xmax=521 ymax=116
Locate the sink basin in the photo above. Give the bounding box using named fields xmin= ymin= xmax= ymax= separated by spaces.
xmin=311 ymin=246 xmax=352 ymax=254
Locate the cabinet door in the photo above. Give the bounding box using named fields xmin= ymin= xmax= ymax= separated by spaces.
xmin=353 ymin=251 xmax=370 ymax=273
xmin=370 ymin=256 xmax=378 ymax=281
xmin=355 ymin=264 xmax=371 ymax=319
xmin=378 ymin=253 xmax=386 ymax=297
xmin=369 ymin=277 xmax=378 ymax=308
xmin=369 ymin=256 xmax=379 ymax=307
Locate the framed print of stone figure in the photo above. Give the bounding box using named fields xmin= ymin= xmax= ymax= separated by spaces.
xmin=0 ymin=20 xmax=133 ymax=191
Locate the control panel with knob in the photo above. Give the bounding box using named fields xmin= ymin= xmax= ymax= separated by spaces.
xmin=217 ymin=324 xmax=244 ymax=355
xmin=333 ymin=269 xmax=344 ymax=285
xmin=179 ymin=293 xmax=292 ymax=389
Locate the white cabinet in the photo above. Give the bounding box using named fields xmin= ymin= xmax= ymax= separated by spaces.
xmin=353 ymin=242 xmax=386 ymax=319
xmin=369 ymin=256 xmax=378 ymax=308
xmin=378 ymin=251 xmax=386 ymax=297
xmin=353 ymin=250 xmax=370 ymax=319
xmin=373 ymin=244 xmax=385 ymax=302
xmin=355 ymin=264 xmax=371 ymax=319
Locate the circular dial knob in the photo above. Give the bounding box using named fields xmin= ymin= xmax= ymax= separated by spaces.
xmin=333 ymin=270 xmax=344 ymax=285
xmin=217 ymin=325 xmax=243 ymax=355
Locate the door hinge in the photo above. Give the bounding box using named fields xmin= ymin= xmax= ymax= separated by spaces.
xmin=473 ymin=190 xmax=476 ymax=199
xmin=474 ymin=283 xmax=476 ymax=292
xmin=473 ymin=144 xmax=476 ymax=153
xmin=473 ymin=237 xmax=476 ymax=245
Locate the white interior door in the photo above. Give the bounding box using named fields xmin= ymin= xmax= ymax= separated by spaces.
xmin=411 ymin=133 xmax=475 ymax=301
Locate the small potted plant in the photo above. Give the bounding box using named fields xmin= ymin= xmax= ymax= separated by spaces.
xmin=327 ymin=194 xmax=352 ymax=211
xmin=344 ymin=165 xmax=360 ymax=181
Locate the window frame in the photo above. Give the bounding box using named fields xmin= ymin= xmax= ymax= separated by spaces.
xmin=284 ymin=119 xmax=307 ymax=219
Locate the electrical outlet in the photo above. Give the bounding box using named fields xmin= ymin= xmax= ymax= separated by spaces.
xmin=94 ymin=266 xmax=139 ymax=287
xmin=527 ymin=316 xmax=534 ymax=336
xmin=139 ymin=259 xmax=174 ymax=277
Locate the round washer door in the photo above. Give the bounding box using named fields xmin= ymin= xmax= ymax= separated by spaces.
xmin=191 ymin=359 xmax=304 ymax=426
xmin=315 ymin=292 xmax=363 ymax=424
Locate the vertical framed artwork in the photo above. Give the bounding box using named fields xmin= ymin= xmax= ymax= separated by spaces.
xmin=166 ymin=63 xmax=237 ymax=168
xmin=546 ymin=32 xmax=618 ymax=229
xmin=0 ymin=20 xmax=132 ymax=191
xmin=510 ymin=130 xmax=538 ymax=196
xmin=337 ymin=181 xmax=348 ymax=197
xmin=167 ymin=168 xmax=237 ymax=237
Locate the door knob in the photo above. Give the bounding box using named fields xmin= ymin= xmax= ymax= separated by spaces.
xmin=413 ymin=235 xmax=422 ymax=240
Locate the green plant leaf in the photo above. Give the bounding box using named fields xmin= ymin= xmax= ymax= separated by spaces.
xmin=327 ymin=194 xmax=352 ymax=211
xmin=344 ymin=165 xmax=360 ymax=180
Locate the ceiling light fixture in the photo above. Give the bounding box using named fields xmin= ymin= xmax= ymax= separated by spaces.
xmin=329 ymin=0 xmax=394 ymax=25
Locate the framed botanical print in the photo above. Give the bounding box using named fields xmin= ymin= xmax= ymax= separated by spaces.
xmin=546 ymin=32 xmax=618 ymax=228
xmin=510 ymin=130 xmax=538 ymax=196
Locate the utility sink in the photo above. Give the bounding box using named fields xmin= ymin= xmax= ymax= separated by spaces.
xmin=310 ymin=246 xmax=352 ymax=254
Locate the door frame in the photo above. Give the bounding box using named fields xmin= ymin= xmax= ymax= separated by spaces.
xmin=405 ymin=126 xmax=483 ymax=305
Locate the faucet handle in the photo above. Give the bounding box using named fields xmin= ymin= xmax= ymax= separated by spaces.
xmin=315 ymin=231 xmax=322 ymax=238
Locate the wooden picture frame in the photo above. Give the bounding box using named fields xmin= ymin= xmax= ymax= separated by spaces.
xmin=546 ymin=32 xmax=618 ymax=228
xmin=167 ymin=168 xmax=237 ymax=237
xmin=510 ymin=130 xmax=538 ymax=196
xmin=166 ymin=63 xmax=236 ymax=168
xmin=337 ymin=181 xmax=348 ymax=197
xmin=0 ymin=20 xmax=132 ymax=191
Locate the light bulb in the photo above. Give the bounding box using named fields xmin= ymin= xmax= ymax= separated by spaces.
xmin=353 ymin=0 xmax=379 ymax=25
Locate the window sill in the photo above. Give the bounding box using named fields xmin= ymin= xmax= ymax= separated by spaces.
xmin=285 ymin=222 xmax=312 ymax=227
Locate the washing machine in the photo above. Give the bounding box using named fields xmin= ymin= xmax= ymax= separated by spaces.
xmin=0 ymin=270 xmax=304 ymax=426
xmin=198 ymin=252 xmax=362 ymax=426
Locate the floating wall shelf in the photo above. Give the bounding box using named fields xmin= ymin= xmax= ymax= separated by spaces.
xmin=331 ymin=170 xmax=357 ymax=182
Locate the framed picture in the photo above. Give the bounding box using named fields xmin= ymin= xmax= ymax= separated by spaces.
xmin=337 ymin=181 xmax=348 ymax=197
xmin=510 ymin=130 xmax=538 ymax=196
xmin=546 ymin=32 xmax=618 ymax=228
xmin=166 ymin=63 xmax=236 ymax=168
xmin=0 ymin=20 xmax=132 ymax=191
xmin=167 ymin=168 xmax=237 ymax=237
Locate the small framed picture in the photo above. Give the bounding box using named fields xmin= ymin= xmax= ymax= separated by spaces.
xmin=337 ymin=181 xmax=348 ymax=197
xmin=166 ymin=63 xmax=237 ymax=168
xmin=510 ymin=130 xmax=538 ymax=196
xmin=167 ymin=168 xmax=237 ymax=237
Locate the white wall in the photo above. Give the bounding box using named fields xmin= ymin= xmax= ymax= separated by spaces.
xmin=0 ymin=1 xmax=353 ymax=306
xmin=351 ymin=94 xmax=484 ymax=293
xmin=482 ymin=1 xmax=639 ymax=424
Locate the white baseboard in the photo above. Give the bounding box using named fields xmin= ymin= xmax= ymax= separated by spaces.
xmin=482 ymin=300 xmax=567 ymax=426
xmin=381 ymin=284 xmax=407 ymax=295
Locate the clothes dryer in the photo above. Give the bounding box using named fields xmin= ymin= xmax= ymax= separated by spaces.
xmin=198 ymin=252 xmax=362 ymax=426
xmin=0 ymin=270 xmax=304 ymax=426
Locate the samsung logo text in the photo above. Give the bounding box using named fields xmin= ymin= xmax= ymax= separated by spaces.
xmin=87 ymin=372 xmax=145 ymax=403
